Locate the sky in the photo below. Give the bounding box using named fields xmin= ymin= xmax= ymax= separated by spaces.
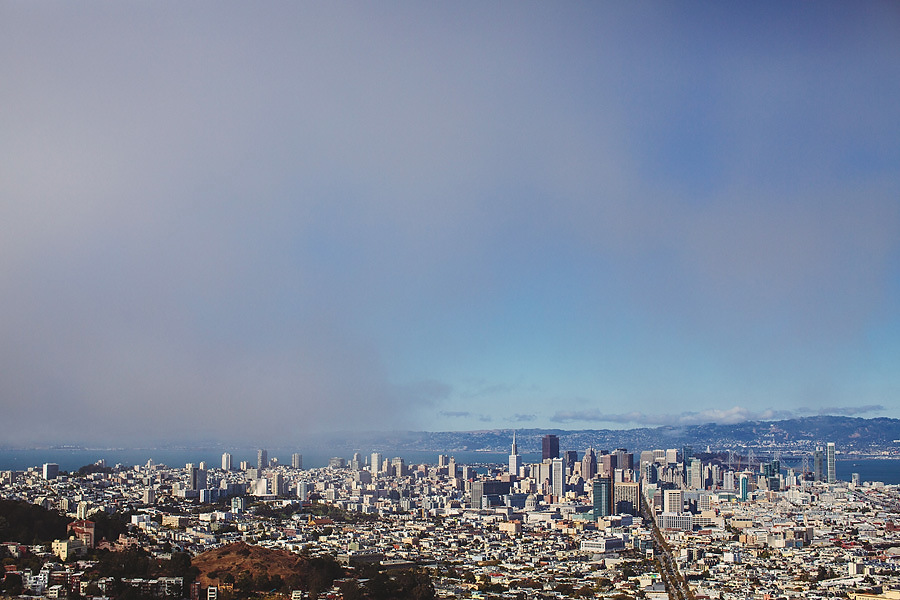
xmin=1 ymin=2 xmax=899 ymax=446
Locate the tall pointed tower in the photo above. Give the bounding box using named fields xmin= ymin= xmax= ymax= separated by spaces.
xmin=509 ymin=430 xmax=522 ymax=477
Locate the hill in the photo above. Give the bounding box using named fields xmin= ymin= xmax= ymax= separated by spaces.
xmin=192 ymin=542 xmax=342 ymax=594
xmin=304 ymin=416 xmax=900 ymax=454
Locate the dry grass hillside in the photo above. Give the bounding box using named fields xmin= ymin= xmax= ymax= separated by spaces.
xmin=192 ymin=541 xmax=341 ymax=592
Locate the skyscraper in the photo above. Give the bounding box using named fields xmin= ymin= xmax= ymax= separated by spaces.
xmin=551 ymin=457 xmax=565 ymax=499
xmin=599 ymin=453 xmax=617 ymax=477
xmin=582 ymin=447 xmax=597 ymax=480
xmin=814 ymin=447 xmax=824 ymax=482
xmin=509 ymin=431 xmax=522 ymax=477
xmin=826 ymin=442 xmax=836 ymax=483
xmin=292 ymin=453 xmax=303 ymax=469
xmin=371 ymin=452 xmax=383 ymax=475
xmin=593 ymin=477 xmax=612 ymax=519
xmin=42 ymin=463 xmax=59 ymax=480
xmin=542 ymin=434 xmax=559 ymax=461
xmin=257 ymin=449 xmax=268 ymax=471
xmin=739 ymin=473 xmax=749 ymax=501
xmin=188 ymin=467 xmax=207 ymax=491
xmin=663 ymin=489 xmax=683 ymax=513
xmin=221 ymin=453 xmax=233 ymax=471
xmin=688 ymin=458 xmax=703 ymax=489
xmin=563 ymin=450 xmax=578 ymax=474
xmin=614 ymin=481 xmax=640 ymax=515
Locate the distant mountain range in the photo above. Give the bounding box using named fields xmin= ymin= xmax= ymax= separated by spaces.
xmin=307 ymin=416 xmax=900 ymax=454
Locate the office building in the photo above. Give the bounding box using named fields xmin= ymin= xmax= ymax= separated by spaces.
xmin=542 ymin=434 xmax=559 ymax=461
xmin=593 ymin=477 xmax=612 ymax=519
xmin=551 ymin=457 xmax=565 ymax=498
xmin=563 ymin=450 xmax=578 ymax=474
xmin=600 ymin=453 xmax=617 ymax=477
xmin=257 ymin=449 xmax=268 ymax=471
xmin=814 ymin=447 xmax=824 ymax=482
xmin=188 ymin=467 xmax=207 ymax=492
xmin=370 ymin=452 xmax=383 ymax=475
xmin=471 ymin=480 xmax=512 ymax=509
xmin=582 ymin=447 xmax=597 ymax=480
xmin=614 ymin=481 xmax=640 ymax=515
xmin=42 ymin=463 xmax=59 ymax=480
xmin=665 ymin=449 xmax=677 ymax=465
xmin=826 ymin=442 xmax=836 ymax=483
xmin=509 ymin=431 xmax=522 ymax=477
xmin=613 ymin=448 xmax=633 ymax=472
xmin=268 ymin=472 xmax=285 ymax=496
xmin=221 ymin=453 xmax=232 ymax=471
xmin=688 ymin=458 xmax=703 ymax=489
xmin=292 ymin=453 xmax=303 ymax=469
xmin=663 ymin=489 xmax=683 ymax=514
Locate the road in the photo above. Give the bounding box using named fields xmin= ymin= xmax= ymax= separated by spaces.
xmin=641 ymin=498 xmax=693 ymax=600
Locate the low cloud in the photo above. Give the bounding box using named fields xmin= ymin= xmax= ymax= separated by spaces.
xmin=798 ymin=404 xmax=885 ymax=417
xmin=439 ymin=411 xmax=471 ymax=418
xmin=512 ymin=413 xmax=536 ymax=422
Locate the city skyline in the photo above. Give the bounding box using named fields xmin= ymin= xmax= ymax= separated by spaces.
xmin=1 ymin=3 xmax=899 ymax=445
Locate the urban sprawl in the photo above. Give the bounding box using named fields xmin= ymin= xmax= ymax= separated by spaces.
xmin=1 ymin=435 xmax=899 ymax=600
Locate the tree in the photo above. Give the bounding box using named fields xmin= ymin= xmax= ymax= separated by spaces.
xmin=2 ymin=572 xmax=23 ymax=595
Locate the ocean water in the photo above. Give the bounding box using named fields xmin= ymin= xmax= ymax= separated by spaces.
xmin=0 ymin=448 xmax=897 ymax=485
xmin=0 ymin=447 xmax=529 ymax=474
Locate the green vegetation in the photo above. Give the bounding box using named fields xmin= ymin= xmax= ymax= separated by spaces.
xmin=0 ymin=499 xmax=69 ymax=544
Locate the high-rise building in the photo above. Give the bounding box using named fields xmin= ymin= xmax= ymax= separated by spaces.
xmin=221 ymin=453 xmax=233 ymax=471
xmin=826 ymin=442 xmax=836 ymax=483
xmin=814 ymin=447 xmax=824 ymax=482
xmin=542 ymin=434 xmax=559 ymax=461
xmin=471 ymin=480 xmax=484 ymax=509
xmin=42 ymin=463 xmax=59 ymax=480
xmin=592 ymin=477 xmax=612 ymax=519
xmin=509 ymin=431 xmax=522 ymax=477
xmin=613 ymin=449 xmax=633 ymax=472
xmin=551 ymin=457 xmax=565 ymax=498
xmin=663 ymin=489 xmax=683 ymax=514
xmin=257 ymin=449 xmax=268 ymax=471
xmin=723 ymin=470 xmax=735 ymax=491
xmin=688 ymin=458 xmax=703 ymax=490
xmin=614 ymin=481 xmax=640 ymax=515
xmin=188 ymin=467 xmax=207 ymax=491
xmin=599 ymin=453 xmax=617 ymax=477
xmin=292 ymin=453 xmax=303 ymax=469
xmin=268 ymin=472 xmax=285 ymax=496
xmin=665 ymin=449 xmax=677 ymax=465
xmin=371 ymin=452 xmax=383 ymax=475
xmin=739 ymin=473 xmax=749 ymax=501
xmin=563 ymin=450 xmax=578 ymax=474
xmin=642 ymin=462 xmax=658 ymax=484
xmin=582 ymin=447 xmax=597 ymax=480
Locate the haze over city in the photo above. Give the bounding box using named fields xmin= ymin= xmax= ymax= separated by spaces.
xmin=1 ymin=3 xmax=899 ymax=446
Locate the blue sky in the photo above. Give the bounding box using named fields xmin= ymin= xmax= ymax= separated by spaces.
xmin=1 ymin=3 xmax=899 ymax=444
